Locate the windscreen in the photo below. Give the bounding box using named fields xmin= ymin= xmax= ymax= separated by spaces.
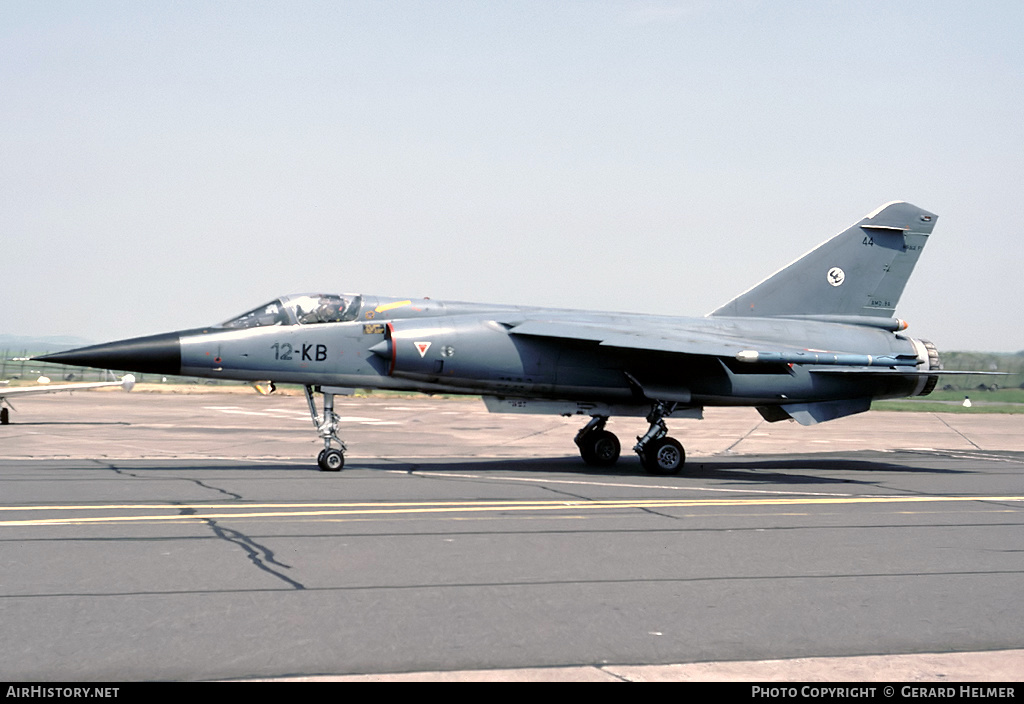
xmin=220 ymin=300 xmax=291 ymax=328
xmin=285 ymin=294 xmax=361 ymax=324
xmin=220 ymin=294 xmax=362 ymax=329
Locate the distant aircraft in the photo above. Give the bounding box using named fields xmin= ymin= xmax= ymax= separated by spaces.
xmin=0 ymin=375 xmax=135 ymax=424
xmin=37 ymin=202 xmax=984 ymax=473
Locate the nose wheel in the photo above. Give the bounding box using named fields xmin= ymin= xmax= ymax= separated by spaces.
xmin=306 ymin=385 xmax=348 ymax=472
xmin=317 ymin=448 xmax=345 ymax=472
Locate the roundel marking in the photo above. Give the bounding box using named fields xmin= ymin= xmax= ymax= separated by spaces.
xmin=827 ymin=267 xmax=845 ymax=287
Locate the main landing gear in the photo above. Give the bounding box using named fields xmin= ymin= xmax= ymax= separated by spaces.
xmin=574 ymin=402 xmax=687 ymax=475
xmin=574 ymin=416 xmax=621 ymax=467
xmin=305 ymin=385 xmax=347 ymax=471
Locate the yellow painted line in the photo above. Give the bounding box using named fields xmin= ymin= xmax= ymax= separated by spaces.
xmin=0 ymin=499 xmax=714 ymax=513
xmin=2 ymin=495 xmax=1023 ymax=513
xmin=374 ymin=300 xmax=412 ymax=313
xmin=0 ymin=495 xmax=1021 ymax=527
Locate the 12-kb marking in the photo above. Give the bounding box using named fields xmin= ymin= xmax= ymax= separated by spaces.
xmin=272 ymin=343 xmax=328 ymax=361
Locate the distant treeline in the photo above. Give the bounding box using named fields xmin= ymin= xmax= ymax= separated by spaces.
xmin=940 ymin=351 xmax=1024 ymax=389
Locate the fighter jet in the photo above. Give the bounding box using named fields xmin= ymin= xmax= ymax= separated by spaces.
xmin=38 ymin=202 xmax=969 ymax=473
xmin=0 ymin=375 xmax=135 ymax=424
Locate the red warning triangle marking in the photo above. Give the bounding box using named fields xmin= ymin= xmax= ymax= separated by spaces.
xmin=414 ymin=341 xmax=431 ymax=358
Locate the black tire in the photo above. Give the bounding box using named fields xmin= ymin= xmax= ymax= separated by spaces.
xmin=318 ymin=449 xmax=344 ymax=472
xmin=640 ymin=437 xmax=685 ymax=475
xmin=0 ymin=407 xmax=8 ymax=425
xmin=579 ymin=430 xmax=620 ymax=467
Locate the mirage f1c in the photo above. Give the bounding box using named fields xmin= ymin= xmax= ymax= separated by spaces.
xmin=39 ymin=202 xmax=965 ymax=473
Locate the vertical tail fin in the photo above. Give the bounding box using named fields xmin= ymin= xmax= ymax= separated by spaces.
xmin=710 ymin=202 xmax=937 ymax=319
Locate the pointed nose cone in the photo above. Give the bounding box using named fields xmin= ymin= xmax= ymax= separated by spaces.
xmin=34 ymin=332 xmax=182 ymax=376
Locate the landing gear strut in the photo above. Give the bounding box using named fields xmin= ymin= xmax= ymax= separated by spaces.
xmin=633 ymin=402 xmax=686 ymax=475
xmin=574 ymin=415 xmax=621 ymax=467
xmin=573 ymin=403 xmax=689 ymax=474
xmin=305 ymin=385 xmax=347 ymax=471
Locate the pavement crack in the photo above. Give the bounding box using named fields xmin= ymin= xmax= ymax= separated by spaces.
xmin=717 ymin=419 xmax=765 ymax=455
xmin=600 ymin=666 xmax=633 ymax=682
xmin=93 ymin=462 xmax=243 ymax=499
xmin=536 ymin=484 xmax=592 ymax=500
xmin=496 ymin=422 xmax=568 ymax=446
xmin=196 ymin=516 xmax=306 ymax=590
xmin=94 ymin=461 xmax=142 ymax=478
xmin=933 ymin=414 xmax=983 ymax=450
xmin=636 ymin=507 xmax=681 ymax=519
xmin=186 ymin=478 xmax=243 ymax=500
xmin=533 ymin=484 xmax=680 ymax=519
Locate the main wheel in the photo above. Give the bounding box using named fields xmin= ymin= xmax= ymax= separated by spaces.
xmin=640 ymin=437 xmax=685 ymax=475
xmin=318 ymin=448 xmax=345 ymax=472
xmin=579 ymin=430 xmax=621 ymax=467
xmin=0 ymin=407 xmax=8 ymax=425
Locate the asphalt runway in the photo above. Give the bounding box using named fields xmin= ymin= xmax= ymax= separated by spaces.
xmin=1 ymin=390 xmax=1023 ymax=681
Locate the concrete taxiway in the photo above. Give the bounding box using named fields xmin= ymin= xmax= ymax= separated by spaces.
xmin=1 ymin=390 xmax=1022 ymax=681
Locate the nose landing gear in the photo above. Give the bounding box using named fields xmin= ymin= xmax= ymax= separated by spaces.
xmin=305 ymin=385 xmax=348 ymax=471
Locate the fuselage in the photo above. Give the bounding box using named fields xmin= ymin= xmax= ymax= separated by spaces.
xmin=31 ymin=201 xmax=948 ymax=473
xmin=41 ymin=293 xmax=938 ymax=411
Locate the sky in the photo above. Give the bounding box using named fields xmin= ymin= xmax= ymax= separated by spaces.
xmin=2 ymin=0 xmax=1022 ymax=352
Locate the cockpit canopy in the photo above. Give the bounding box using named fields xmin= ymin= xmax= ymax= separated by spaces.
xmin=220 ymin=294 xmax=362 ymax=329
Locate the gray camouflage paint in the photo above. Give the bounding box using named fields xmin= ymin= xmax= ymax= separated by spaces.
xmin=39 ymin=202 xmax=943 ymax=431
